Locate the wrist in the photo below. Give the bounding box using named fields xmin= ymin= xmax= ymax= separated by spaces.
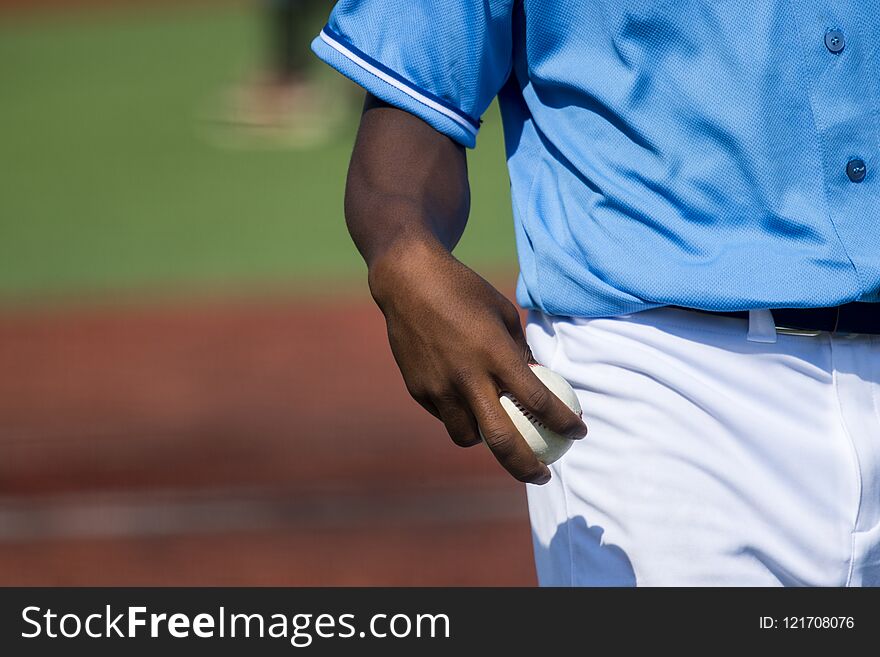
xmin=366 ymin=235 xmax=449 ymax=310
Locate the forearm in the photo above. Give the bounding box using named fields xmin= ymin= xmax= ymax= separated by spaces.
xmin=344 ymin=94 xmax=471 ymax=274
xmin=339 ymin=97 xmax=584 ymax=485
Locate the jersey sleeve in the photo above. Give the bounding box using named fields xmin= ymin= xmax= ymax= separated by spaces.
xmin=311 ymin=1 xmax=515 ymax=148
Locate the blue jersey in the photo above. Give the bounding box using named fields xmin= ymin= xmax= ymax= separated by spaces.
xmin=312 ymin=1 xmax=880 ymax=317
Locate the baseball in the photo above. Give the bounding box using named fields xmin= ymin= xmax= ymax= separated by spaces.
xmin=487 ymin=364 xmax=582 ymax=465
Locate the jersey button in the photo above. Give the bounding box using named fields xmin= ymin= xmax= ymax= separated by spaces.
xmin=846 ymin=158 xmax=866 ymax=183
xmin=825 ymin=29 xmax=845 ymax=53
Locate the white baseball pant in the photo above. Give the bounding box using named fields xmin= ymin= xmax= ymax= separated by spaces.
xmin=525 ymin=306 xmax=880 ymax=586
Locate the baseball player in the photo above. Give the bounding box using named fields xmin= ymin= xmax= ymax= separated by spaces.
xmin=312 ymin=2 xmax=880 ymax=585
xmin=218 ymin=0 xmax=338 ymax=144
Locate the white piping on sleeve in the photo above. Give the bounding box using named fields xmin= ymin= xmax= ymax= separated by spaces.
xmin=319 ymin=29 xmax=479 ymax=137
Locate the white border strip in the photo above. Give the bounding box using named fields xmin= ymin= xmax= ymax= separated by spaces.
xmin=319 ymin=29 xmax=479 ymax=137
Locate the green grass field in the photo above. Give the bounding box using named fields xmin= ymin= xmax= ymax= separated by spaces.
xmin=0 ymin=5 xmax=516 ymax=302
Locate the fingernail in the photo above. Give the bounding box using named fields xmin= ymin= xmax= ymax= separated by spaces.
xmin=568 ymin=422 xmax=588 ymax=440
xmin=536 ymin=468 xmax=552 ymax=485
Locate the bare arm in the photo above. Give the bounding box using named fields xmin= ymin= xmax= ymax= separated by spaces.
xmin=345 ymin=94 xmax=587 ymax=484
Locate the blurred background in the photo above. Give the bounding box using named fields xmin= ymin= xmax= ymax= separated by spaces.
xmin=0 ymin=0 xmax=533 ymax=584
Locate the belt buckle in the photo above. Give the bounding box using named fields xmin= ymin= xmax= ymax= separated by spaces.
xmin=774 ymin=325 xmax=823 ymax=337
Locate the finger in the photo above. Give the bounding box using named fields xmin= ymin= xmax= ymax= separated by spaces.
xmin=467 ymin=382 xmax=551 ymax=484
xmin=500 ymin=303 xmax=533 ymax=361
xmin=435 ymin=399 xmax=482 ymax=448
xmin=494 ymin=346 xmax=587 ymax=440
xmin=404 ymin=384 xmax=442 ymax=420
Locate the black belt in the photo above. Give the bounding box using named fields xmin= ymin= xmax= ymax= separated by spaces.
xmin=671 ymin=302 xmax=880 ymax=335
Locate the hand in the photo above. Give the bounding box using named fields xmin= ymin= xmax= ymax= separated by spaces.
xmin=368 ymin=238 xmax=588 ymax=484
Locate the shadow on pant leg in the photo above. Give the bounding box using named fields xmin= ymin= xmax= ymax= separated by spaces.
xmin=535 ymin=516 xmax=637 ymax=586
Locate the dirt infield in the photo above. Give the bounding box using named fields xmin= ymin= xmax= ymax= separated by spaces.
xmin=0 ymin=294 xmax=535 ymax=585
